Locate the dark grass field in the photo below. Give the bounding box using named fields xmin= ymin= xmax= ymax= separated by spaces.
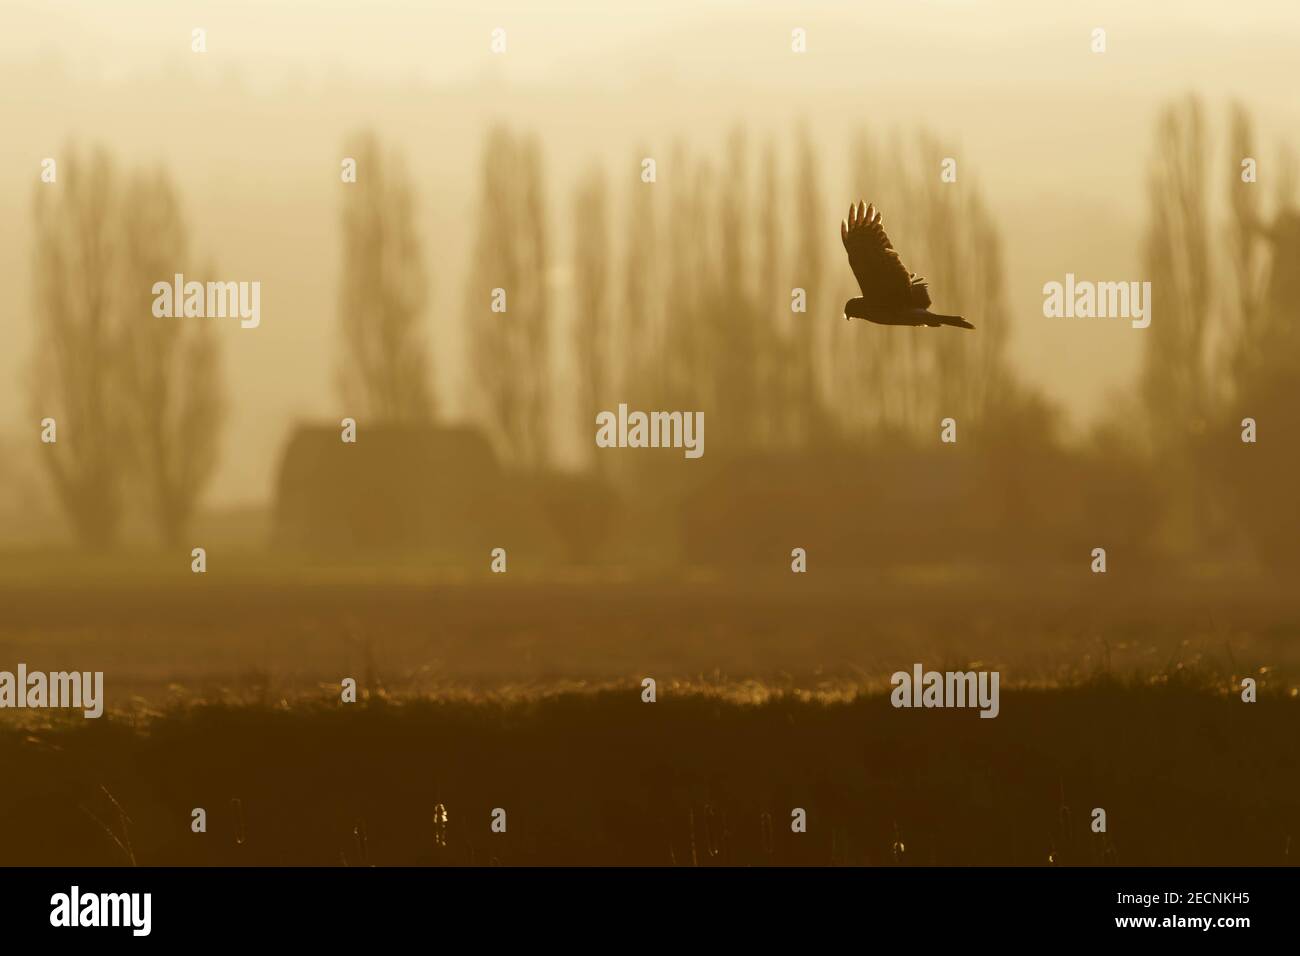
xmin=2 ymin=560 xmax=1298 ymax=866
xmin=3 ymin=681 xmax=1297 ymax=866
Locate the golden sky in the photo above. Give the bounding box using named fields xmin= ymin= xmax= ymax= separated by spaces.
xmin=2 ymin=0 xmax=1297 ymax=507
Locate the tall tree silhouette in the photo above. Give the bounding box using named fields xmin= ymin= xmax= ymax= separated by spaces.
xmin=466 ymin=127 xmax=551 ymax=468
xmin=784 ymin=126 xmax=827 ymax=447
xmin=1217 ymin=102 xmax=1300 ymax=563
xmin=30 ymin=149 xmax=223 ymax=547
xmin=30 ymin=147 xmax=126 ymax=548
xmin=1142 ymin=97 xmax=1212 ymax=436
xmin=117 ymin=167 xmax=224 ymax=546
xmin=1140 ymin=96 xmax=1214 ymax=550
xmin=661 ymin=143 xmax=705 ymax=412
xmin=755 ymin=138 xmax=783 ymax=448
xmin=337 ymin=131 xmax=434 ymax=423
xmin=1226 ymin=103 xmax=1267 ymax=395
xmin=713 ymin=128 xmax=760 ymax=453
xmin=621 ymin=146 xmax=663 ymax=409
xmin=900 ymin=133 xmax=1013 ymax=425
xmin=572 ymin=166 xmax=611 ymax=470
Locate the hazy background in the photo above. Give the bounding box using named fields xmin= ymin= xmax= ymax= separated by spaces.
xmin=2 ymin=1 xmax=1299 ymax=868
xmin=2 ymin=0 xmax=1298 ymax=518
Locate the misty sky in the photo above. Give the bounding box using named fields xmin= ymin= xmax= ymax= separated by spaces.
xmin=2 ymin=0 xmax=1298 ymax=510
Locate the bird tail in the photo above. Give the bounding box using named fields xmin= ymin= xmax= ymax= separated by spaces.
xmin=933 ymin=313 xmax=975 ymax=330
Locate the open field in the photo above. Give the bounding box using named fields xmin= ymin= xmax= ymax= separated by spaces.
xmin=1 ymin=557 xmax=1297 ymax=703
xmin=1 ymin=562 xmax=1297 ymax=865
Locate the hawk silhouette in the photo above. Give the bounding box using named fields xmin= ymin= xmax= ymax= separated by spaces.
xmin=840 ymin=201 xmax=974 ymax=330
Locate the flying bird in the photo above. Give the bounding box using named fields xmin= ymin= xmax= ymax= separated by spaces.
xmin=840 ymin=201 xmax=974 ymax=330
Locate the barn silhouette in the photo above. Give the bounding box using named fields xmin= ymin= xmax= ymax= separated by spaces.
xmin=273 ymin=423 xmax=616 ymax=562
xmin=274 ymin=423 xmax=509 ymax=556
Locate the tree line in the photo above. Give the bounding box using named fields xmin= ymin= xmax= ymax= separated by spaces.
xmin=28 ymin=101 xmax=1300 ymax=564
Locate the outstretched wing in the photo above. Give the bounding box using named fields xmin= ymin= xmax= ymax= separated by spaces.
xmin=840 ymin=201 xmax=931 ymax=308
